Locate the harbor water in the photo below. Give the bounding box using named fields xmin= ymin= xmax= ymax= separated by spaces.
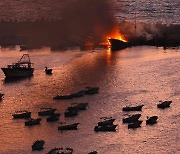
xmin=0 ymin=46 xmax=180 ymax=153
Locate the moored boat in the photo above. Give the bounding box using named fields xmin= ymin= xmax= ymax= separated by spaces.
xmin=47 ymin=147 xmax=73 ymax=154
xmin=64 ymin=108 xmax=78 ymax=117
xmin=157 ymin=101 xmax=172 ymax=109
xmin=58 ymin=123 xmax=79 ymax=130
xmin=88 ymin=151 xmax=98 ymax=154
xmin=12 ymin=110 xmax=31 ymax=119
xmin=38 ymin=108 xmax=57 ymax=116
xmin=85 ymin=87 xmax=99 ymax=94
xmin=46 ymin=113 xmax=60 ymax=122
xmin=128 ymin=120 xmax=142 ymax=129
xmin=25 ymin=118 xmax=42 ymax=126
xmin=122 ymin=114 xmax=141 ymax=123
xmin=98 ymin=118 xmax=115 ymax=126
xmin=146 ymin=116 xmax=158 ymax=125
xmin=53 ymin=94 xmax=74 ymax=100
xmin=32 ymin=140 xmax=45 ymax=151
xmin=1 ymin=54 xmax=34 ymax=78
xmin=77 ymin=102 xmax=88 ymax=110
xmin=122 ymin=105 xmax=144 ymax=112
xmin=94 ymin=124 xmax=117 ymax=132
xmin=0 ymin=93 xmax=4 ymax=100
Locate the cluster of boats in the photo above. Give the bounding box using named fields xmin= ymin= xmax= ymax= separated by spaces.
xmin=53 ymin=87 xmax=99 ymax=100
xmin=121 ymin=100 xmax=172 ymax=129
xmin=12 ymin=108 xmax=60 ymax=126
xmin=94 ymin=117 xmax=117 ymax=132
xmin=64 ymin=102 xmax=88 ymax=117
xmin=2 ymin=54 xmax=173 ymax=153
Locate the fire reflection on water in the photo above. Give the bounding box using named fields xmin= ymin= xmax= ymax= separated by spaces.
xmin=106 ymin=47 xmax=112 ymax=65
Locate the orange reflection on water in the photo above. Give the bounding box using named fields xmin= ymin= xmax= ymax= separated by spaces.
xmin=106 ymin=47 xmax=112 ymax=65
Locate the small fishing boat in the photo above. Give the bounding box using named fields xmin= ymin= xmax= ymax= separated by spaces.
xmin=69 ymin=102 xmax=88 ymax=111
xmin=122 ymin=105 xmax=144 ymax=112
xmin=45 ymin=67 xmax=53 ymax=75
xmin=122 ymin=114 xmax=141 ymax=123
xmin=146 ymin=116 xmax=158 ymax=125
xmin=157 ymin=101 xmax=172 ymax=109
xmin=1 ymin=54 xmax=34 ymax=78
xmin=85 ymin=87 xmax=99 ymax=94
xmin=0 ymin=93 xmax=4 ymax=100
xmin=88 ymin=151 xmax=98 ymax=154
xmin=72 ymin=90 xmax=85 ymax=98
xmin=46 ymin=113 xmax=60 ymax=122
xmin=32 ymin=140 xmax=45 ymax=151
xmin=128 ymin=120 xmax=142 ymax=129
xmin=77 ymin=102 xmax=88 ymax=110
xmin=38 ymin=108 xmax=57 ymax=116
xmin=25 ymin=118 xmax=42 ymax=126
xmin=12 ymin=110 xmax=31 ymax=119
xmin=53 ymin=94 xmax=74 ymax=100
xmin=47 ymin=147 xmax=73 ymax=154
xmin=98 ymin=118 xmax=115 ymax=126
xmin=58 ymin=123 xmax=79 ymax=130
xmin=94 ymin=124 xmax=117 ymax=132
xmin=64 ymin=109 xmax=78 ymax=117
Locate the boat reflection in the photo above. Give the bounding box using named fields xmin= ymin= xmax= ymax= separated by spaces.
xmin=3 ymin=76 xmax=33 ymax=84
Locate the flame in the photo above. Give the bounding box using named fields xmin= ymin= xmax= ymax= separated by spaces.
xmin=107 ymin=29 xmax=128 ymax=43
xmin=100 ymin=28 xmax=128 ymax=46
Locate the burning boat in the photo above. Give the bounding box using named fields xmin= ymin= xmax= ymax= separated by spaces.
xmin=1 ymin=54 xmax=34 ymax=78
xmin=108 ymin=38 xmax=129 ymax=51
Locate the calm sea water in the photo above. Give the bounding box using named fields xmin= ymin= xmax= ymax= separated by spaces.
xmin=0 ymin=0 xmax=179 ymax=24
xmin=0 ymin=46 xmax=180 ymax=153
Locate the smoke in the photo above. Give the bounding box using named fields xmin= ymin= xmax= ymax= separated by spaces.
xmin=59 ymin=0 xmax=118 ymax=46
xmin=0 ymin=0 xmax=179 ymax=49
xmin=119 ymin=21 xmax=180 ymax=42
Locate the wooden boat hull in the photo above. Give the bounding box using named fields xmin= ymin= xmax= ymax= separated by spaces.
xmin=122 ymin=105 xmax=144 ymax=112
xmin=1 ymin=68 xmax=34 ymax=78
xmin=0 ymin=93 xmax=4 ymax=100
xmin=38 ymin=108 xmax=56 ymax=116
xmin=157 ymin=101 xmax=172 ymax=109
xmin=94 ymin=125 xmax=117 ymax=132
xmin=46 ymin=113 xmax=60 ymax=122
xmin=108 ymin=38 xmax=128 ymax=51
xmin=146 ymin=116 xmax=158 ymax=125
xmin=12 ymin=112 xmax=31 ymax=119
xmin=58 ymin=123 xmax=79 ymax=130
xmin=128 ymin=121 xmax=142 ymax=129
xmin=25 ymin=118 xmax=42 ymax=126
xmin=123 ymin=114 xmax=141 ymax=123
xmin=32 ymin=140 xmax=45 ymax=151
xmin=98 ymin=119 xmax=115 ymax=126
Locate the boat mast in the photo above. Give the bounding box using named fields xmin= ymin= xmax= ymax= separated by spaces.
xmin=19 ymin=54 xmax=31 ymax=63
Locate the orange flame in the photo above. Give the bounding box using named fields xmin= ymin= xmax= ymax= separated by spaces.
xmin=107 ymin=29 xmax=128 ymax=43
xmin=100 ymin=28 xmax=128 ymax=46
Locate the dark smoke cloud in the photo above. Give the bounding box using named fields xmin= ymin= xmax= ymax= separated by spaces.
xmin=0 ymin=0 xmax=118 ymax=49
xmin=59 ymin=0 xmax=118 ymax=45
xmin=0 ymin=0 xmax=179 ymax=49
xmin=119 ymin=21 xmax=180 ymax=42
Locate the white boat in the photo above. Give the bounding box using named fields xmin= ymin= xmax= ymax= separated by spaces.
xmin=1 ymin=54 xmax=34 ymax=78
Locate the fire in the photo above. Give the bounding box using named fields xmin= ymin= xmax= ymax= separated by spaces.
xmin=107 ymin=29 xmax=128 ymax=43
xmin=100 ymin=29 xmax=128 ymax=46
